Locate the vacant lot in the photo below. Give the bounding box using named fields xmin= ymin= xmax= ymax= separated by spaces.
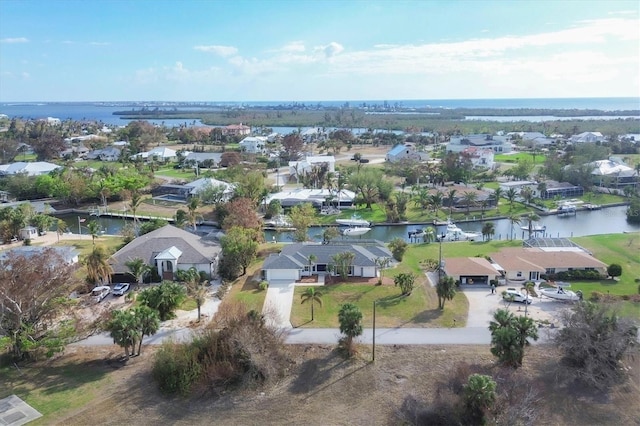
xmin=2 ymin=343 xmax=638 ymax=425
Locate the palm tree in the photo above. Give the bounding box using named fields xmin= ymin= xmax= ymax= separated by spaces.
xmin=129 ymin=191 xmax=143 ymax=233
xmin=126 ymin=257 xmax=151 ymax=290
xmin=307 ymin=254 xmax=317 ymax=275
xmin=481 ymin=221 xmax=495 ymax=241
xmin=424 ymin=226 xmax=435 ymax=243
xmin=87 ymin=220 xmax=101 ymax=246
xmin=55 ymin=218 xmax=68 ymax=242
xmin=300 ymin=287 xmax=323 ymax=321
xmin=506 ymin=188 xmax=518 ymax=212
xmin=187 ymin=197 xmax=200 ymax=231
xmin=508 ymin=214 xmax=521 ymax=240
xmin=523 ymin=212 xmax=541 ymax=239
xmin=176 ymin=267 xmax=207 ymax=321
xmin=338 ymin=303 xmax=363 ymax=356
xmin=462 ymin=191 xmax=477 ymax=216
xmin=446 ymin=188 xmax=457 ymax=217
xmin=520 ymin=187 xmax=534 ymax=205
xmin=174 ymin=209 xmax=188 ymax=228
xmin=493 ymin=187 xmax=503 ymax=209
xmin=85 ymin=245 xmax=113 ymax=287
xmin=429 ymin=191 xmax=444 ymax=217
xmin=521 ymin=281 xmax=536 ymax=317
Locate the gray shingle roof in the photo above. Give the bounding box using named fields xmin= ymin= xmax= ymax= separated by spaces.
xmin=262 ymin=242 xmax=392 ymax=270
xmin=110 ymin=225 xmax=221 ymax=273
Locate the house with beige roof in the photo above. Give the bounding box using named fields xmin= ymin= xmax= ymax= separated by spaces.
xmin=443 ymin=257 xmax=501 ymax=285
xmin=490 ymin=247 xmax=606 ymax=283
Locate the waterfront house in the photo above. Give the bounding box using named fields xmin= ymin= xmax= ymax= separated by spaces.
xmin=289 ymin=155 xmax=336 ymax=181
xmin=447 ymin=134 xmax=512 ymax=153
xmin=588 ymin=159 xmax=638 ymax=188
xmin=461 ymin=147 xmax=495 ymax=169
xmin=221 ymin=124 xmax=251 ymax=136
xmin=184 ymin=152 xmax=222 ymax=167
xmin=87 ymin=146 xmax=122 ymax=161
xmin=264 ymin=188 xmax=356 ymax=209
xmin=261 ymin=241 xmax=392 ymax=281
xmin=570 ymin=132 xmax=605 ymax=143
xmin=109 ymin=225 xmax=221 ymax=281
xmin=131 ymin=146 xmax=177 ymax=162
xmin=538 ymin=180 xmax=584 ymax=199
xmin=443 ymin=257 xmax=501 ymax=285
xmin=0 ymin=161 xmax=61 ymax=177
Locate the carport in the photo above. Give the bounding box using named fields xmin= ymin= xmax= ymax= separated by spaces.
xmin=443 ymin=257 xmax=501 ymax=285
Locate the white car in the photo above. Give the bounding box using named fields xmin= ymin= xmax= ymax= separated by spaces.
xmin=502 ymin=288 xmax=532 ymax=304
xmin=112 ymin=283 xmax=130 ymax=296
xmin=91 ymin=286 xmax=111 ymax=303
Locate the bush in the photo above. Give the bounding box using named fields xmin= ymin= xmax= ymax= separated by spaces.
xmin=258 ymin=280 xmax=269 ymax=291
xmin=152 ymin=342 xmax=201 ymax=395
xmin=607 ymin=263 xmax=622 ymax=279
xmin=388 ymin=237 xmax=408 ymax=261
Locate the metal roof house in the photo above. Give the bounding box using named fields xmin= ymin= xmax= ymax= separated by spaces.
xmin=0 ymin=161 xmax=61 ymax=177
xmin=109 ymin=225 xmax=221 ymax=281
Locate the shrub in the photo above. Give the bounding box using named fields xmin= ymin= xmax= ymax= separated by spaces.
xmin=258 ymin=280 xmax=269 ymax=291
xmin=388 ymin=237 xmax=408 ymax=261
xmin=152 ymin=342 xmax=201 ymax=395
xmin=607 ymin=263 xmax=622 ymax=279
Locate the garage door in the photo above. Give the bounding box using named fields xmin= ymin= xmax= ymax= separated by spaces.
xmin=267 ymin=269 xmax=300 ymax=281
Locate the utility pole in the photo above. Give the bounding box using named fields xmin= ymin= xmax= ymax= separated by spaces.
xmin=372 ymin=300 xmax=377 ymax=362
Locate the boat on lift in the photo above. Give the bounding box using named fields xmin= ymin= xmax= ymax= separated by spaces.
xmin=521 ymin=223 xmax=546 ymax=233
xmin=438 ymin=219 xmax=481 ymax=241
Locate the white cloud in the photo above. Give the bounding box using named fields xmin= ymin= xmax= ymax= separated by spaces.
xmin=279 ymin=41 xmax=306 ymax=53
xmin=1 ymin=37 xmax=28 ymax=43
xmin=194 ymin=45 xmax=238 ymax=57
xmin=89 ymin=41 xmax=110 ymax=46
xmin=314 ymin=42 xmax=344 ymax=58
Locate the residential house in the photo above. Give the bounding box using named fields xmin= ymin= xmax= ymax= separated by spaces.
xmin=184 ymin=152 xmax=222 ymax=167
xmin=443 ymin=257 xmax=501 ymax=285
xmin=0 ymin=161 xmax=61 ymax=177
xmin=498 ymin=180 xmax=536 ymax=195
xmin=185 ymin=177 xmax=234 ymax=201
xmin=538 ymin=180 xmax=584 ymax=199
xmin=18 ymin=226 xmax=39 ymax=241
xmin=490 ymin=246 xmax=606 ymax=283
xmin=221 ymin=124 xmax=251 ymax=136
xmin=109 ymin=225 xmax=221 ymax=281
xmin=588 ymin=159 xmax=638 ymax=188
xmin=261 ymin=241 xmax=393 ymax=281
xmin=570 ymin=132 xmax=605 ymax=143
xmin=87 ymin=146 xmax=122 ymax=161
xmin=289 ymin=155 xmax=336 ymax=181
xmin=265 ymin=188 xmax=356 ymax=209
xmin=0 ymin=190 xmax=11 ymax=202
xmin=131 ymin=146 xmax=177 ymax=162
xmin=239 ymin=136 xmax=268 ymax=154
xmin=385 ymin=143 xmax=422 ymax=163
xmin=447 ymin=134 xmax=512 ymax=153
xmin=0 ymin=246 xmax=79 ymax=265
xmin=461 ymin=147 xmax=495 ymax=169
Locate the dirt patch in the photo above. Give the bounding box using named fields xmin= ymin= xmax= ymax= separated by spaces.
xmin=17 ymin=343 xmax=637 ymax=426
xmin=325 ymin=276 xmax=395 ymax=286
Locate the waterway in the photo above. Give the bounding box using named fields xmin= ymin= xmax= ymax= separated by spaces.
xmin=59 ymin=205 xmax=639 ymax=243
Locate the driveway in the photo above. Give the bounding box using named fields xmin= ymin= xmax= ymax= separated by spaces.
xmin=262 ymin=280 xmax=296 ymax=329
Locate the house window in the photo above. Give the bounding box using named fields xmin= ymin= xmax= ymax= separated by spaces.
xmin=546 ymin=268 xmax=555 ymax=274
xmin=516 ymin=272 xmax=522 ymax=278
xmin=304 ymin=266 xmax=309 ymax=272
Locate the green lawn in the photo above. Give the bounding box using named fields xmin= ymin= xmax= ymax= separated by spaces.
xmin=41 ymin=236 xmax=124 ymax=257
xmin=495 ymin=152 xmax=546 ymax=164
xmin=155 ymin=167 xmax=198 ymax=179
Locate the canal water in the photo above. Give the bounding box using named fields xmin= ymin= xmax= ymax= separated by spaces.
xmin=60 ymin=205 xmax=639 ymax=243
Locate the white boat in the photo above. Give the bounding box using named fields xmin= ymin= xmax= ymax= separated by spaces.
xmin=342 ymin=227 xmax=371 ymax=237
xmin=336 ymin=215 xmax=370 ymax=227
xmin=521 ymin=223 xmax=546 ymax=233
xmin=557 ymin=204 xmax=577 ymax=216
xmin=439 ymin=219 xmax=481 ymax=241
xmin=264 ymin=214 xmax=293 ymax=228
xmin=540 ymin=283 xmax=581 ymax=301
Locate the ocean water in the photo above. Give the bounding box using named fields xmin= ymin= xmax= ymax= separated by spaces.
xmin=0 ymin=97 xmax=638 ymax=126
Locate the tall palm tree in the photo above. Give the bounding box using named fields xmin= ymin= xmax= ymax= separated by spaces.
xmin=129 ymin=191 xmax=143 ymax=233
xmin=462 ymin=191 xmax=477 ymax=216
xmin=55 ymin=218 xmax=68 ymax=242
xmin=126 ymin=257 xmax=151 ymax=290
xmin=424 ymin=226 xmax=436 ymax=243
xmin=508 ymin=214 xmax=521 ymax=240
xmin=187 ymin=197 xmax=200 ymax=231
xmin=523 ymin=212 xmax=541 ymax=239
xmin=506 ymin=188 xmax=518 ymax=212
xmin=176 ymin=267 xmax=207 ymax=321
xmin=481 ymin=221 xmax=495 ymax=241
xmin=429 ymin=191 xmax=444 ymax=217
xmin=85 ymin=245 xmax=113 ymax=287
xmin=300 ymin=287 xmax=323 ymax=321
xmin=307 ymin=254 xmax=317 ymax=275
xmin=493 ymin=187 xmax=503 ymax=209
xmin=87 ymin=220 xmax=101 ymax=246
xmin=446 ymin=188 xmax=457 ymax=217
xmin=521 ymin=281 xmax=536 ymax=317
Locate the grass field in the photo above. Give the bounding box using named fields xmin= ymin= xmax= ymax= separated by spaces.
xmin=495 ymin=152 xmax=546 ymax=164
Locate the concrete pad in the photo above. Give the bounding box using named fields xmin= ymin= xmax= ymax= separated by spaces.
xmin=263 ymin=280 xmax=296 ymax=329
xmin=0 ymin=395 xmax=42 ymax=426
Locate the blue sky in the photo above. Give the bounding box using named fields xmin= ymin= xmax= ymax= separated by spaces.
xmin=0 ymin=0 xmax=638 ymax=102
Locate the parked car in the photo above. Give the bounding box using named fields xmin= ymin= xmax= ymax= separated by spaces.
xmin=91 ymin=286 xmax=111 ymax=303
xmin=112 ymin=283 xmax=130 ymax=296
xmin=502 ymin=288 xmax=532 ymax=304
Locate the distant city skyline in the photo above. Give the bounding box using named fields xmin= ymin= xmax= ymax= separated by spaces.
xmin=0 ymin=0 xmax=638 ymax=102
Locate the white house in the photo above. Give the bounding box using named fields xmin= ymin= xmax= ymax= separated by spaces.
xmin=0 ymin=246 xmax=79 ymax=265
xmin=265 ymin=188 xmax=356 ymax=209
xmin=18 ymin=226 xmax=39 ymax=241
xmin=261 ymin=242 xmax=393 ymax=281
xmin=461 ymin=147 xmax=495 ymax=169
xmin=87 ymin=146 xmax=121 ymax=161
xmin=447 ymin=134 xmax=512 ymax=153
xmin=184 ymin=177 xmax=235 ymax=201
xmin=385 ymin=143 xmax=422 ymax=163
xmin=498 ymin=180 xmax=536 ymax=195
xmin=239 ymin=136 xmax=268 ymax=154
xmin=289 ymin=155 xmax=336 ymax=180
xmin=0 ymin=161 xmax=61 ymax=176
xmin=131 ymin=146 xmax=177 ymax=161
xmin=570 ymin=132 xmax=605 ymax=143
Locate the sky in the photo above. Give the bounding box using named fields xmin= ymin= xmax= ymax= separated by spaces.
xmin=0 ymin=0 xmax=639 ymax=102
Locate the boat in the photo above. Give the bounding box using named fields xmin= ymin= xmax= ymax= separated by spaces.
xmin=336 ymin=215 xmax=370 ymax=227
xmin=520 ymin=223 xmax=546 ymax=233
xmin=557 ymin=204 xmax=577 ymax=216
xmin=584 ymin=203 xmax=601 ymax=210
xmin=264 ymin=214 xmax=294 ymax=229
xmin=438 ymin=219 xmax=481 ymax=241
xmin=342 ymin=227 xmax=371 ymax=237
xmin=539 ymin=282 xmax=582 ymax=301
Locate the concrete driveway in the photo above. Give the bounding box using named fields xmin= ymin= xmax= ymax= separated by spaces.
xmin=262 ymin=280 xmax=296 ymax=329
